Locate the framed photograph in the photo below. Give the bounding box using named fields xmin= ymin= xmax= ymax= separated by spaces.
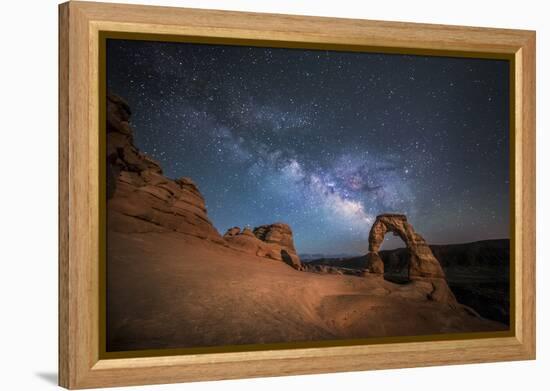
xmin=59 ymin=1 xmax=536 ymax=389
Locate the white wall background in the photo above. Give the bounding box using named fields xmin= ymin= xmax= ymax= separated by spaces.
xmin=0 ymin=0 xmax=546 ymax=389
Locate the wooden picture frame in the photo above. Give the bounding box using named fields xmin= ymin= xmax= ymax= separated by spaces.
xmin=59 ymin=1 xmax=536 ymax=389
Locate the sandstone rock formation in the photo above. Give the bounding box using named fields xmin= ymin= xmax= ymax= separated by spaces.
xmin=253 ymin=224 xmax=297 ymax=254
xmin=106 ymin=93 xmax=223 ymax=243
xmin=107 ymin=92 xmax=301 ymax=269
xmin=366 ymin=214 xmax=456 ymax=305
xmin=367 ymin=214 xmax=446 ymax=279
xmin=224 ymin=224 xmax=302 ymax=269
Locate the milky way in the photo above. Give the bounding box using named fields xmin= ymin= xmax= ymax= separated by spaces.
xmin=107 ymin=39 xmax=510 ymax=255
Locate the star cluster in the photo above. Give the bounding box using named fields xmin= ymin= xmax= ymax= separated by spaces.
xmin=107 ymin=39 xmax=510 ymax=255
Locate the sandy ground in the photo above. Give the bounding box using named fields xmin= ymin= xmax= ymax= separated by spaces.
xmin=107 ymin=231 xmax=507 ymax=351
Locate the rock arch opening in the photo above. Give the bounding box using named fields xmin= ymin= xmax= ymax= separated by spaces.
xmin=378 ymin=235 xmax=410 ymax=283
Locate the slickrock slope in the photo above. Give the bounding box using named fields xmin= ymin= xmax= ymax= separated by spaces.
xmin=106 ymin=94 xmax=507 ymax=352
xmin=107 ymin=230 xmax=506 ymax=351
xmin=305 ymin=240 xmax=510 ymax=325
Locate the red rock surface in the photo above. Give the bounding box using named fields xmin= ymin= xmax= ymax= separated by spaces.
xmin=107 ymin=231 xmax=506 ymax=351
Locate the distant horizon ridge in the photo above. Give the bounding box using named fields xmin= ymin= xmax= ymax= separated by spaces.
xmin=299 ymin=237 xmax=510 ymax=260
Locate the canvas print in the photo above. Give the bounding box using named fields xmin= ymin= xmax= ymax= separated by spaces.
xmin=105 ymin=39 xmax=511 ymax=352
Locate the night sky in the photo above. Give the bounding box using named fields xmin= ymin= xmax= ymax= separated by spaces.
xmin=107 ymin=39 xmax=510 ymax=255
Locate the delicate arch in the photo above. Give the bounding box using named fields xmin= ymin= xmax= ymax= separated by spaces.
xmin=366 ymin=214 xmax=446 ymax=280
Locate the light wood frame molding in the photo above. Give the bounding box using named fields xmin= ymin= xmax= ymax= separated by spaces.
xmin=59 ymin=1 xmax=536 ymax=389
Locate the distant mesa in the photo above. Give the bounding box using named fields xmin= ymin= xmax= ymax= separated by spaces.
xmin=300 ymin=253 xmax=362 ymax=261
xmin=106 ymin=92 xmax=301 ymax=269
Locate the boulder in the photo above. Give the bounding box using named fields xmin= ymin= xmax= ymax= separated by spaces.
xmin=224 ymin=223 xmax=302 ymax=269
xmin=253 ymin=223 xmax=297 ymax=253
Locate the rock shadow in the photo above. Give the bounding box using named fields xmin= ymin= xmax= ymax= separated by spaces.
xmin=281 ymin=250 xmax=295 ymax=268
